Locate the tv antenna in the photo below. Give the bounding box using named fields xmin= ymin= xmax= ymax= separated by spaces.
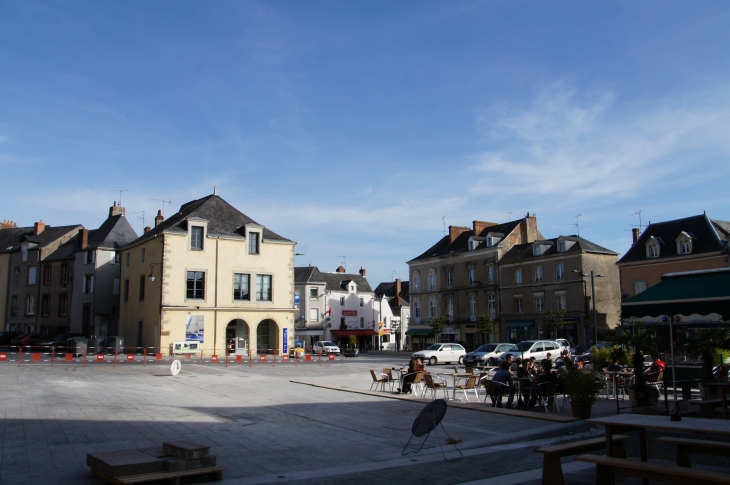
xmin=572 ymin=213 xmax=581 ymax=236
xmin=631 ymin=210 xmax=645 ymax=232
xmin=153 ymin=198 xmax=172 ymax=217
xmin=392 ymin=271 xmax=396 ymax=281
xmin=340 ymin=255 xmax=346 ymax=271
xmin=442 ymin=216 xmax=446 ymax=236
xmin=114 ymin=189 xmax=128 ymax=206
xmin=133 ymin=211 xmax=145 ymax=230
xmin=505 ymin=211 xmax=513 ymax=221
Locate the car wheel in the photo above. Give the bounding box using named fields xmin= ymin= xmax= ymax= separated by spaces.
xmin=458 ymin=356 xmax=464 ymax=365
xmin=487 ymin=358 xmax=496 ymax=366
xmin=428 ymin=357 xmax=437 ymax=366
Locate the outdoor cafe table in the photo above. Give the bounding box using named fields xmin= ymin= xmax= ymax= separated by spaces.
xmin=587 ymin=414 xmax=730 ymax=466
xmin=438 ymin=373 xmax=472 ymax=401
xmin=390 ymin=366 xmax=408 ymax=394
xmin=704 ymin=382 xmax=730 ymax=419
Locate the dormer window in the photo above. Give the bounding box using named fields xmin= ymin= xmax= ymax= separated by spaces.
xmin=190 ymin=226 xmax=204 ymax=250
xmin=468 ymin=239 xmax=477 ymax=251
xmin=486 ymin=236 xmax=493 ymax=247
xmin=676 ymin=232 xmax=693 ymax=255
xmin=248 ymin=232 xmax=260 ymax=254
xmin=533 ymin=245 xmax=541 ymax=256
xmin=648 ymin=243 xmax=659 ymax=258
xmin=557 ymin=241 xmax=566 ymax=253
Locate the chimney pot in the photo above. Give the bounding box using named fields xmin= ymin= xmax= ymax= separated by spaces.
xmin=359 ymin=267 xmax=366 ymax=277
xmin=34 ymin=220 xmax=45 ymax=235
xmin=109 ymin=204 xmax=126 ymax=217
xmin=336 ymin=265 xmax=345 ymax=273
xmin=78 ymin=228 xmax=89 ymax=250
xmin=155 ymin=210 xmax=163 ymax=227
xmin=144 ymin=226 xmax=151 ymax=233
xmin=632 ymin=228 xmax=641 ymax=244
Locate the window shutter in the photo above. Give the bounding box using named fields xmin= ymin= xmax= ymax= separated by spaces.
xmin=113 ymin=278 xmax=120 ymax=295
xmin=82 ymin=276 xmax=87 ymax=294
xmin=90 ymin=275 xmax=95 ymax=293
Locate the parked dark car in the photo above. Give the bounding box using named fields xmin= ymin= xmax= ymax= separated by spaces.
xmin=574 ymin=341 xmax=613 ymax=363
xmin=10 ymin=333 xmax=44 ymax=348
xmin=37 ymin=333 xmax=86 ymax=351
xmin=0 ymin=331 xmax=22 ymax=346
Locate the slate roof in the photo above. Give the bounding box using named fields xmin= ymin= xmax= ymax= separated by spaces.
xmin=617 ymin=214 xmax=730 ymax=264
xmin=408 ymin=219 xmax=537 ymax=263
xmin=373 ymin=280 xmax=410 ymax=306
xmin=87 ymin=215 xmax=138 ymax=250
xmin=320 ymin=272 xmax=373 ymax=293
xmin=294 ymin=266 xmax=326 ymax=284
xmin=44 ymin=235 xmax=79 ymax=262
xmin=0 ymin=225 xmax=83 ymax=254
xmin=124 ymin=194 xmax=292 ymax=247
xmin=499 ymin=235 xmax=618 ymax=263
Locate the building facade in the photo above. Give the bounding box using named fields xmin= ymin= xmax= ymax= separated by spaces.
xmin=617 ymin=214 xmax=730 ymax=301
xmin=406 ymin=215 xmax=539 ymax=351
xmin=373 ymin=278 xmax=410 ymax=351
xmin=320 ymin=266 xmax=379 ymax=350
xmin=293 ymin=266 xmax=327 ymax=350
xmin=498 ymin=236 xmax=620 ymax=351
xmin=118 ymin=194 xmax=296 ymax=356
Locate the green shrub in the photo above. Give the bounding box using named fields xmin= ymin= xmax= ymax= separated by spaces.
xmin=562 ymin=368 xmax=605 ymax=405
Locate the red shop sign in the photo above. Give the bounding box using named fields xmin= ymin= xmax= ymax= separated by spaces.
xmin=342 ymin=310 xmax=358 ymax=316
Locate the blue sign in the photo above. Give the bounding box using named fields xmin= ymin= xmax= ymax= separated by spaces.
xmin=283 ymin=328 xmax=288 ymax=353
xmin=294 ymin=293 xmax=300 ymax=305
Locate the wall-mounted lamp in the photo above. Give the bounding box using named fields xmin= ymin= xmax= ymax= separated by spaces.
xmin=148 ymin=263 xmax=163 ymax=282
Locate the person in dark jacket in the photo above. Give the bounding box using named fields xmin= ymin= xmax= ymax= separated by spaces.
xmin=527 ymin=360 xmax=558 ymax=409
xmin=491 ymin=361 xmax=515 ymax=408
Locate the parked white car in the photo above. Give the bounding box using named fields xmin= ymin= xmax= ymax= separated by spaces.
xmin=497 ymin=340 xmax=562 ymax=363
xmin=312 ymin=341 xmax=341 ymax=355
xmin=412 ymin=343 xmax=466 ymax=366
xmin=463 ymin=343 xmax=514 ymax=366
xmin=553 ymin=339 xmax=571 ymax=355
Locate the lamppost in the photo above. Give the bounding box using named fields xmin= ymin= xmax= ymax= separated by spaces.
xmin=573 ymin=270 xmax=605 ymax=348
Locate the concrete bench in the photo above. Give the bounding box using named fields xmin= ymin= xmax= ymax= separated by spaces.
xmin=655 ymin=437 xmax=730 ymax=467
xmin=574 ymin=454 xmax=730 ymax=485
xmin=688 ymin=399 xmax=726 ymax=419
xmin=535 ymin=435 xmax=629 ymax=485
xmin=91 ymin=466 xmax=225 ymax=485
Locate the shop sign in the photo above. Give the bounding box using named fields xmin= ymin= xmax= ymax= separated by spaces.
xmin=382 ymin=328 xmax=391 ymax=335
xmin=342 ymin=310 xmax=358 ymax=316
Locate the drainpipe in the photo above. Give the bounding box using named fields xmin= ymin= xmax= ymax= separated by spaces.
xmin=213 ymin=237 xmax=219 ymax=355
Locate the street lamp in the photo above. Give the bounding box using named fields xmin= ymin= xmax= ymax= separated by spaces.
xmin=148 ymin=263 xmax=163 ymax=282
xmin=573 ymin=270 xmax=605 ymax=348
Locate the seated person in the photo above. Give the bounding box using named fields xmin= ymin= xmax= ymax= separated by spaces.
xmin=526 ymin=360 xmax=558 ymax=409
xmin=491 ymin=362 xmax=515 ymax=408
xmin=606 ymin=358 xmax=624 ymax=373
xmin=555 ymin=350 xmax=571 ymax=369
xmin=645 ymin=354 xmax=666 ymax=382
xmin=400 ymin=358 xmax=421 ymax=394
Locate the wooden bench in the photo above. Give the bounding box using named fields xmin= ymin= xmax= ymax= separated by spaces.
xmin=689 ymin=399 xmax=726 ymax=419
xmin=574 ymin=454 xmax=730 ymax=485
xmin=655 ymin=437 xmax=730 ymax=467
xmin=535 ymin=435 xmax=629 ymax=485
xmin=91 ymin=466 xmax=225 ymax=485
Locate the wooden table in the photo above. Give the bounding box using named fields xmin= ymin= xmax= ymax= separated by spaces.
xmin=704 ymin=382 xmax=730 ymax=419
xmin=588 ymin=414 xmax=730 ymax=465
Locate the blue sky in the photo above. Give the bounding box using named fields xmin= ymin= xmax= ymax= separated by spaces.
xmin=1 ymin=1 xmax=729 ymax=286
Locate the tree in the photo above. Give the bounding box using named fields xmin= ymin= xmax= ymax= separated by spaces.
xmin=476 ymin=314 xmax=494 ymax=345
xmin=429 ymin=316 xmax=447 ymax=339
xmin=679 ymin=325 xmax=730 ymax=383
xmin=348 ymin=334 xmax=357 ymax=349
xmin=544 ymin=310 xmax=565 ymax=339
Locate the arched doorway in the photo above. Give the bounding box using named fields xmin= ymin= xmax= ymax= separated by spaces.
xmin=256 ymin=319 xmax=278 ymax=354
xmin=226 ymin=319 xmax=249 ymax=355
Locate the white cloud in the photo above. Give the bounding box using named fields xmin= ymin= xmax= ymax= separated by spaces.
xmin=472 ymin=82 xmax=730 ymax=203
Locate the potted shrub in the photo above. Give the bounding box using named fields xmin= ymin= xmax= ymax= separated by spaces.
xmin=679 ymin=326 xmax=730 ymax=400
xmin=562 ymin=367 xmax=605 ymax=419
xmin=615 ymin=321 xmax=661 ymax=408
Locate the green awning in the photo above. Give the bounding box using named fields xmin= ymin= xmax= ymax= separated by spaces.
xmin=622 ymin=269 xmax=730 ymax=321
xmin=405 ymin=329 xmax=434 ymax=336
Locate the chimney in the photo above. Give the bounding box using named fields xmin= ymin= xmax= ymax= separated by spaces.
xmin=632 ymin=228 xmax=640 ymax=244
xmin=359 ymin=267 xmax=366 ymax=277
xmin=144 ymin=226 xmax=151 ymax=233
xmin=395 ymin=278 xmax=402 ymax=307
xmin=109 ymin=202 xmax=126 ymax=217
xmin=449 ymin=225 xmax=470 ymax=244
xmin=155 ymin=210 xmax=164 ymax=227
xmin=34 ymin=220 xmax=45 ymax=235
xmin=0 ymin=219 xmax=17 ymax=229
xmin=521 ymin=213 xmax=539 ymax=243
xmin=78 ymin=229 xmax=88 ymax=250
xmin=336 ymin=265 xmax=345 ymax=273
xmin=473 ymin=220 xmax=498 ymax=236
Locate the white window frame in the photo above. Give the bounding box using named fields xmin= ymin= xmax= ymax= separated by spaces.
xmin=487 ymin=265 xmax=494 ymax=284
xmin=557 ymin=241 xmax=566 ymax=252
xmin=534 ymin=266 xmax=543 ymax=283
xmin=634 ymin=281 xmax=647 ymax=295
xmin=446 ymin=271 xmax=452 ymax=288
xmin=309 ymin=308 xmax=319 ymax=321
xmin=26 ymin=295 xmax=35 ymax=316
xmin=413 ymin=273 xmax=420 ymax=292
xmin=469 ymin=295 xmax=477 ymax=319
xmin=233 ymin=273 xmax=251 ymax=301
xmin=428 ymin=271 xmax=436 ymax=291
xmin=533 ymin=245 xmax=541 ymax=256
xmin=248 ymin=232 xmax=260 ymax=255
xmin=255 ymin=274 xmax=272 ymax=301
xmin=535 ymin=296 xmax=544 ymax=313
xmin=556 ymin=294 xmax=566 ymax=311
xmin=468 ymin=267 xmax=476 ymax=286
xmin=413 ymin=300 xmax=421 ymax=320
xmin=429 ymin=299 xmax=437 ymax=318
xmin=514 ymin=269 xmax=522 ymax=286
xmin=515 ymin=298 xmax=523 ymax=314
xmin=359 ymin=296 xmax=364 ymax=307
xmin=190 ymin=226 xmax=204 ymax=250
xmin=487 ymin=294 xmax=495 ymax=317
xmin=555 ymin=263 xmax=565 ymax=281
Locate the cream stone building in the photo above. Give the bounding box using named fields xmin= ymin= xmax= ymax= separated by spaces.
xmin=118 ymin=194 xmax=296 ymax=356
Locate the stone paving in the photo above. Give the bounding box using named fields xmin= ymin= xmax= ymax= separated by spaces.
xmin=1 ymin=355 xmax=729 ymax=484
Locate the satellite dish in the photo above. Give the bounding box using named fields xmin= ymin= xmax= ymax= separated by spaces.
xmin=412 ymin=399 xmax=447 ymax=437
xmin=171 ymin=360 xmax=181 ymax=376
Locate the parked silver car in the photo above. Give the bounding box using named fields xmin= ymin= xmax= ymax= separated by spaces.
xmin=463 ymin=343 xmax=514 ymax=366
xmin=498 ymin=340 xmax=562 ymax=362
xmin=412 ymin=343 xmax=466 ymax=366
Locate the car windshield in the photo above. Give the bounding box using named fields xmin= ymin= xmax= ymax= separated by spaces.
xmin=509 ymin=341 xmax=534 ymax=352
xmin=425 ymin=344 xmax=442 ymax=351
xmin=475 ymin=344 xmax=497 ymax=353
xmin=321 ymin=341 xmax=335 ymax=346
